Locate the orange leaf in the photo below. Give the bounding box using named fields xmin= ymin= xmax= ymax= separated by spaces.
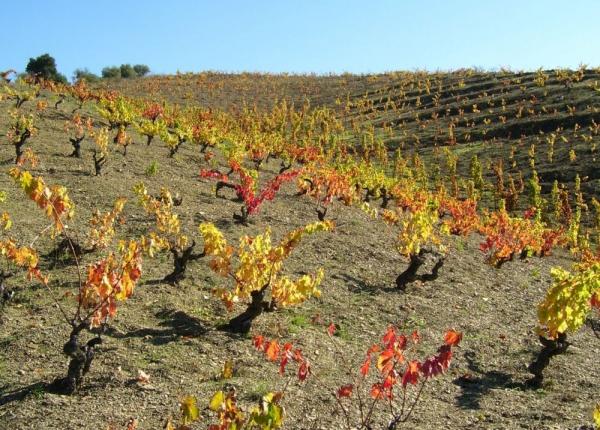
xmin=265 ymin=340 xmax=280 ymax=361
xmin=367 ymin=344 xmax=380 ymax=355
xmin=376 ymin=349 xmax=394 ymax=373
xmin=360 ymin=356 xmax=371 ymax=377
xmin=125 ymin=418 xmax=138 ymax=430
xmin=411 ymin=330 xmax=420 ymax=344
xmin=370 ymin=383 xmax=383 ymax=399
xmin=444 ymin=329 xmax=462 ymax=346
xmin=292 ymin=348 xmax=304 ymax=363
xmin=591 ymin=292 xmax=600 ymax=309
xmin=382 ymin=370 xmax=398 ymax=389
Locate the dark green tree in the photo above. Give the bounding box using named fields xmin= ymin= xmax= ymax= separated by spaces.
xmin=119 ymin=64 xmax=136 ymax=78
xmin=25 ymin=53 xmax=67 ymax=83
xmin=101 ymin=66 xmax=121 ymax=78
xmin=133 ymin=64 xmax=150 ymax=76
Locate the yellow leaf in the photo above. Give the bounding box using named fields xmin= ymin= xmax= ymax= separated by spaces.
xmin=222 ymin=359 xmax=234 ymax=379
xmin=164 ymin=417 xmax=175 ymax=430
xmin=209 ymin=390 xmax=225 ymax=411
xmin=180 ymin=395 xmax=199 ymax=424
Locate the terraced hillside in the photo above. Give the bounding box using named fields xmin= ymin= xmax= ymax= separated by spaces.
xmin=110 ymin=68 xmax=600 ymax=203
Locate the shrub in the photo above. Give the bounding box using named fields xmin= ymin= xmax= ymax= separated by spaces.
xmin=101 ymin=64 xmax=150 ymax=79
xmin=73 ymin=68 xmax=100 ymax=83
xmin=101 ymin=66 xmax=121 ymax=79
xmin=133 ymin=64 xmax=150 ymax=76
xmin=119 ymin=64 xmax=136 ymax=78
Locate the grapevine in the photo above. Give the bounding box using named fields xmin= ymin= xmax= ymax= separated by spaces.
xmin=199 ymin=220 xmax=333 ymax=332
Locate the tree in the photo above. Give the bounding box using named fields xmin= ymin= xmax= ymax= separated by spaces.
xmin=25 ymin=53 xmax=67 ymax=83
xmin=101 ymin=66 xmax=121 ymax=79
xmin=133 ymin=64 xmax=150 ymax=76
xmin=73 ymin=68 xmax=100 ymax=83
xmin=119 ymin=64 xmax=136 ymax=78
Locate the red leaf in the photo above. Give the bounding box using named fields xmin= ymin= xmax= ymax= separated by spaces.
xmin=396 ymin=334 xmax=407 ymax=350
xmin=382 ymin=326 xmax=396 ymax=347
xmin=436 ymin=344 xmax=453 ymax=369
xmin=421 ymin=357 xmax=443 ymax=378
xmin=279 ymin=354 xmax=289 ymax=375
xmin=401 ymin=360 xmax=421 ymax=387
xmin=298 ymin=360 xmax=310 ymax=381
xmin=337 ymin=384 xmax=353 ymax=398
xmin=327 ymin=322 xmax=336 ymax=336
xmin=253 ymin=335 xmax=265 ymax=350
xmin=423 ymin=344 xmax=453 ymax=379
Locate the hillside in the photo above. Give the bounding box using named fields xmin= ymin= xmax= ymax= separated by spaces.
xmin=0 ymin=69 xmax=598 ymax=430
xmin=108 ymin=69 xmax=600 ymax=203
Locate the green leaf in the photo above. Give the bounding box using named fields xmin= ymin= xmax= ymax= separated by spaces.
xmin=249 ymin=392 xmax=285 ymax=429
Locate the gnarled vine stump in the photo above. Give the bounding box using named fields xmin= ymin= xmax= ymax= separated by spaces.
xmin=396 ymin=247 xmax=445 ymax=290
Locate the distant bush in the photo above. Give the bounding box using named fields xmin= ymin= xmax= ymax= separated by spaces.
xmin=100 ymin=64 xmax=151 ymax=79
xmin=73 ymin=68 xmax=100 ymax=83
xmin=25 ymin=53 xmax=67 ymax=84
xmin=101 ymin=66 xmax=121 ymax=79
xmin=119 ymin=64 xmax=136 ymax=78
xmin=133 ymin=64 xmax=150 ymax=77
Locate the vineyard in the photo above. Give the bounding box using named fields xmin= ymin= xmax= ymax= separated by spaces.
xmin=0 ymin=68 xmax=598 ymax=429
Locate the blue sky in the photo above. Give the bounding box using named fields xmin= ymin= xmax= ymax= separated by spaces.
xmin=2 ymin=0 xmax=599 ymax=79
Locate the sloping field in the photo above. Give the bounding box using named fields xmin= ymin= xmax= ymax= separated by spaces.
xmin=0 ymin=69 xmax=598 ymax=429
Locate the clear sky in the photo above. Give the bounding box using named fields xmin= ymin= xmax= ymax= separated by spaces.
xmin=2 ymin=0 xmax=599 ymax=80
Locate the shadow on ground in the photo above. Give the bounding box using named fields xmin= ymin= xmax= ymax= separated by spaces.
xmin=106 ymin=308 xmax=208 ymax=345
xmin=0 ymin=382 xmax=48 ymax=407
xmin=453 ymin=350 xmax=531 ymax=410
